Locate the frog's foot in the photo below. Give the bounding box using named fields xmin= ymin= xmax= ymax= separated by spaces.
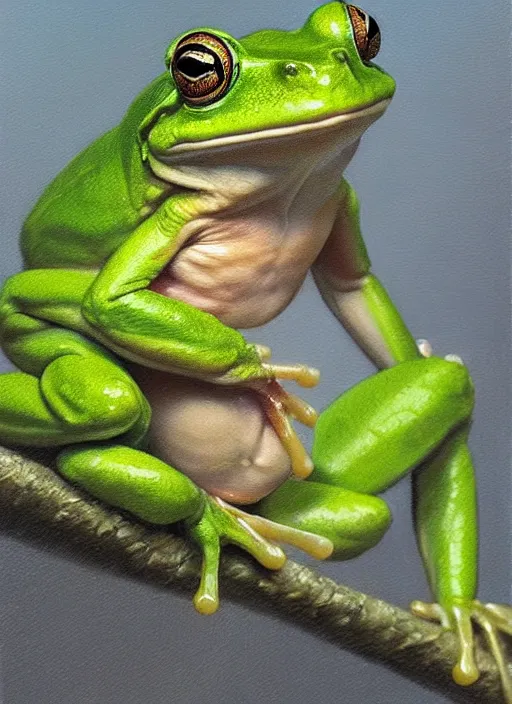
xmin=416 ymin=339 xmax=464 ymax=366
xmin=214 ymin=497 xmax=333 ymax=560
xmin=410 ymin=600 xmax=512 ymax=701
xmin=187 ymin=495 xmax=333 ymax=615
xmin=187 ymin=494 xmax=286 ymax=615
xmin=245 ymin=348 xmax=319 ymax=478
xmin=252 ymin=378 xmax=318 ymax=479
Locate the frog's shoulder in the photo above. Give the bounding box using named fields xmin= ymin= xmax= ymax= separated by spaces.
xmin=21 ymin=127 xmax=142 ymax=268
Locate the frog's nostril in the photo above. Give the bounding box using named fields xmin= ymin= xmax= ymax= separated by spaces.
xmin=284 ymin=62 xmax=299 ymax=77
xmin=333 ymin=50 xmax=347 ymax=64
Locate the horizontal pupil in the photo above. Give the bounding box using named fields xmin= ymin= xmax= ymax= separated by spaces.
xmin=178 ymin=55 xmax=216 ymax=80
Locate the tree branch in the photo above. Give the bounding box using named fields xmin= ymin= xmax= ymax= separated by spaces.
xmin=0 ymin=446 xmax=508 ymax=702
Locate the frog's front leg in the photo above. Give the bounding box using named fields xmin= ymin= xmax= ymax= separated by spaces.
xmin=259 ymin=357 xmax=512 ymax=698
xmin=78 ymin=194 xmax=319 ymax=478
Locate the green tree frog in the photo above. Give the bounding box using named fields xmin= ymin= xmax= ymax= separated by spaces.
xmin=0 ymin=2 xmax=510 ymax=696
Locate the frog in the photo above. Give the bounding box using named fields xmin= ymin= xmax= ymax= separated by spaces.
xmin=0 ymin=1 xmax=510 ymax=697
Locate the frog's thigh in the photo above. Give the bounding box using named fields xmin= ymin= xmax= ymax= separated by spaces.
xmin=260 ymin=357 xmax=473 ymax=559
xmin=0 ymin=320 xmax=149 ymax=447
xmin=0 ymin=269 xmax=96 ymax=346
xmin=311 ymin=357 xmax=474 ymax=494
xmin=57 ymin=444 xmax=202 ymax=525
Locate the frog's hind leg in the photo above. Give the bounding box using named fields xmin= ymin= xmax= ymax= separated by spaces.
xmin=57 ymin=444 xmax=290 ymax=615
xmin=262 ymin=356 xmax=512 ymax=699
xmin=258 ymin=480 xmax=392 ymax=560
xmin=0 ymin=363 xmax=148 ymax=447
xmin=260 ymin=356 xmax=475 ymax=557
xmin=0 ymin=271 xmax=150 ymax=447
xmin=0 ymin=321 xmax=150 ymax=448
xmin=411 ymin=429 xmax=512 ymax=699
xmin=0 ymin=273 xmax=290 ymax=614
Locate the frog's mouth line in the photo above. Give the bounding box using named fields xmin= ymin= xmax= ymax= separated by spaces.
xmin=153 ymin=98 xmax=392 ymax=158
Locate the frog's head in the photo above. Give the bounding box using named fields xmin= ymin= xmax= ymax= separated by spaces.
xmin=143 ymin=2 xmax=395 ymax=183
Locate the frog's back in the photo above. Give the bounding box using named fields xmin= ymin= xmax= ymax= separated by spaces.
xmin=21 ymin=127 xmax=140 ymax=269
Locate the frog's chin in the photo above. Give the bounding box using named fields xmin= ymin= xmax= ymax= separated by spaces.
xmin=151 ymin=98 xmax=391 ymax=159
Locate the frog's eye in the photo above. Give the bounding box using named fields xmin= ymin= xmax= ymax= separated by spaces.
xmin=171 ymin=32 xmax=235 ymax=106
xmin=347 ymin=5 xmax=381 ymax=61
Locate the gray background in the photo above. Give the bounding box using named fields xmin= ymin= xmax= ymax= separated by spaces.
xmin=0 ymin=0 xmax=510 ymax=702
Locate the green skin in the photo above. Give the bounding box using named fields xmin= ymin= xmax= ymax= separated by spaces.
xmin=0 ymin=2 xmax=510 ymax=693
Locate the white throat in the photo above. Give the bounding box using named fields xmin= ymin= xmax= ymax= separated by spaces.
xmin=147 ymin=99 xmax=390 ymax=210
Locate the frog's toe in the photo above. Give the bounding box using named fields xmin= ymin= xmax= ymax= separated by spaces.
xmin=444 ymin=353 xmax=464 ymax=365
xmin=415 ymin=339 xmax=464 ymax=366
xmin=254 ymin=344 xmax=272 ymax=361
xmin=416 ymin=338 xmax=433 ymax=358
xmin=473 ymin=602 xmax=512 ymax=702
xmin=187 ymin=495 xmax=287 ymax=615
xmin=410 ymin=600 xmax=448 ymax=625
xmin=481 ymin=603 xmax=512 ymax=635
xmin=261 ymin=361 xmax=320 ymax=388
xmin=253 ymin=379 xmax=317 ymax=479
xmin=410 ymin=599 xmax=512 ymax=701
xmin=214 ymin=497 xmax=333 ymax=560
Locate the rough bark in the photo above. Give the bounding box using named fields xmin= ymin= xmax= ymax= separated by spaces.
xmin=0 ymin=445 xmax=509 ymax=703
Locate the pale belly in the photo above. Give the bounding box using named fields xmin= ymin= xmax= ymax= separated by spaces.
xmin=149 ymin=201 xmax=338 ymax=328
xmin=137 ymin=199 xmax=337 ymax=499
xmin=134 ymin=370 xmax=291 ymax=504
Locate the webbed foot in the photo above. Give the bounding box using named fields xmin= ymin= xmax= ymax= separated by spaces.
xmin=411 ymin=599 xmax=512 ymax=701
xmin=187 ymin=494 xmax=333 ymax=615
